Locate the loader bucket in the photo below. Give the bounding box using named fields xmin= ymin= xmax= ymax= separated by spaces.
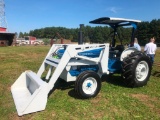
xmin=11 ymin=71 xmax=49 ymax=116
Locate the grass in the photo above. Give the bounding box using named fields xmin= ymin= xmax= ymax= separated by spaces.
xmin=0 ymin=46 xmax=160 ymax=120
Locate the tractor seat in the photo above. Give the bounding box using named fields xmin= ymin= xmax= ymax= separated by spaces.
xmin=114 ymin=45 xmax=124 ymax=52
xmin=109 ymin=45 xmax=124 ymax=58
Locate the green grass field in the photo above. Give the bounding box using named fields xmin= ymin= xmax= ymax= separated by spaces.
xmin=0 ymin=46 xmax=160 ymax=120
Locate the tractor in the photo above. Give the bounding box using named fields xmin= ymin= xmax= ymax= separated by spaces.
xmin=89 ymin=17 xmax=152 ymax=87
xmin=11 ymin=17 xmax=152 ymax=116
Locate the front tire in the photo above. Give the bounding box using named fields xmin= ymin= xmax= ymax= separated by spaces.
xmin=122 ymin=51 xmax=152 ymax=87
xmin=75 ymin=71 xmax=101 ymax=99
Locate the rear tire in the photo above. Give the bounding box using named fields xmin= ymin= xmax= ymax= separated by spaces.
xmin=122 ymin=51 xmax=152 ymax=87
xmin=75 ymin=71 xmax=101 ymax=99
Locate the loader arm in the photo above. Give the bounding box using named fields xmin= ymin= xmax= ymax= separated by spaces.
xmin=11 ymin=44 xmax=109 ymax=116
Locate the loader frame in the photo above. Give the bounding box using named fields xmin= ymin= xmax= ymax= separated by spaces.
xmin=11 ymin=44 xmax=110 ymax=116
xmin=38 ymin=44 xmax=110 ymax=89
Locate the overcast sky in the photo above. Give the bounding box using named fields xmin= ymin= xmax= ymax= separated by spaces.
xmin=5 ymin=0 xmax=160 ymax=33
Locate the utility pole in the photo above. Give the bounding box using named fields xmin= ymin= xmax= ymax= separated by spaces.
xmin=0 ymin=0 xmax=7 ymax=28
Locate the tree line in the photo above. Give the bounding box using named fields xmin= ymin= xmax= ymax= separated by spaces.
xmin=18 ymin=19 xmax=160 ymax=46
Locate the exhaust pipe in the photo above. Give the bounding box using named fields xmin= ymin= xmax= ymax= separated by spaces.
xmin=78 ymin=24 xmax=84 ymax=44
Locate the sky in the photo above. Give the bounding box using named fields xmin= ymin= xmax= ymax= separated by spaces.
xmin=4 ymin=0 xmax=160 ymax=33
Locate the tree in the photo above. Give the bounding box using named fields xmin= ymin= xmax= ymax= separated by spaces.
xmin=24 ymin=18 xmax=160 ymax=45
xmin=149 ymin=19 xmax=160 ymax=43
xmin=15 ymin=32 xmax=18 ymax=38
xmin=43 ymin=38 xmax=50 ymax=45
xmin=23 ymin=32 xmax=29 ymax=37
xmin=19 ymin=32 xmax=24 ymax=38
xmin=137 ymin=21 xmax=150 ymax=45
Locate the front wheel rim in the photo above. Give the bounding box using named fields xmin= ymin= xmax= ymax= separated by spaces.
xmin=135 ymin=61 xmax=149 ymax=81
xmin=82 ymin=77 xmax=97 ymax=95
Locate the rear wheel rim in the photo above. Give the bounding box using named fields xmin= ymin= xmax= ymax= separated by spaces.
xmin=82 ymin=77 xmax=97 ymax=95
xmin=135 ymin=61 xmax=149 ymax=81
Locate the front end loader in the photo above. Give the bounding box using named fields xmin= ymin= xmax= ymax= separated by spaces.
xmin=11 ymin=44 xmax=110 ymax=116
xmin=11 ymin=17 xmax=152 ymax=116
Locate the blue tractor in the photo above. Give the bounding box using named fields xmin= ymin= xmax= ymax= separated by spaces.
xmin=11 ymin=17 xmax=152 ymax=116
